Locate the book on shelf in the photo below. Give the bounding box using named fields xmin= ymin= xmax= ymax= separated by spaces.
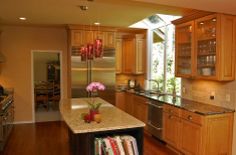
xmin=94 ymin=135 xmax=139 ymax=155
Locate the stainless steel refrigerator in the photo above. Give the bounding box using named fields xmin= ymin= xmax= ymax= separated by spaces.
xmin=71 ymin=49 xmax=116 ymax=105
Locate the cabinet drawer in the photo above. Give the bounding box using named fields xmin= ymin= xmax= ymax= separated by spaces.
xmin=181 ymin=110 xmax=203 ymax=125
xmin=163 ymin=104 xmax=181 ymax=117
xmin=133 ymin=95 xmax=147 ymax=104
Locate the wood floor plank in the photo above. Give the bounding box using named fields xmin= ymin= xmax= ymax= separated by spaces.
xmin=0 ymin=121 xmax=176 ymax=155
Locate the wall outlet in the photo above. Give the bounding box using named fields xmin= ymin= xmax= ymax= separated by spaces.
xmin=210 ymin=91 xmax=215 ymax=100
xmin=226 ymin=94 xmax=231 ymax=102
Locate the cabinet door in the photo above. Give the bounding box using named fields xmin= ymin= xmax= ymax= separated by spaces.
xmin=122 ymin=38 xmax=135 ymax=74
xmin=204 ymin=114 xmax=233 ymax=155
xmin=195 ymin=15 xmax=217 ymax=79
xmin=115 ymin=92 xmax=125 ymax=111
xmin=218 ymin=14 xmax=235 ymax=81
xmin=94 ymin=31 xmax=105 ymax=41
xmin=71 ymin=30 xmax=84 ymax=46
xmin=179 ymin=119 xmax=202 ymax=155
xmin=163 ymin=112 xmax=180 ymax=149
xmin=135 ymin=38 xmax=145 ymax=74
xmin=195 ymin=14 xmax=235 ymax=81
xmin=84 ymin=30 xmax=94 ymax=44
xmin=125 ymin=93 xmax=134 ymax=115
xmin=175 ymin=21 xmax=194 ymax=78
xmin=133 ymin=96 xmax=148 ymax=124
xmin=115 ymin=38 xmax=123 ymax=74
xmin=105 ymin=32 xmax=115 ymax=48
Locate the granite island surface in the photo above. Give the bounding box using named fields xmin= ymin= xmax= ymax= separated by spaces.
xmin=60 ymin=97 xmax=145 ymax=155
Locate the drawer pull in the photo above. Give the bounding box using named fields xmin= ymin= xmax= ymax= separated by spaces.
xmin=188 ymin=115 xmax=193 ymax=120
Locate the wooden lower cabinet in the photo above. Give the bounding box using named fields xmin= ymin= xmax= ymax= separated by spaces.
xmin=115 ymin=93 xmax=148 ymax=130
xmin=163 ymin=113 xmax=181 ymax=149
xmin=163 ymin=105 xmax=234 ymax=155
xmin=115 ymin=92 xmax=126 ymax=111
xmin=179 ymin=119 xmax=202 ymax=155
xmin=132 ymin=95 xmax=148 ymax=125
xmin=124 ymin=92 xmax=134 ymax=115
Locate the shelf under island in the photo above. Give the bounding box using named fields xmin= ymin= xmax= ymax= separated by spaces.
xmin=60 ymin=97 xmax=145 ymax=155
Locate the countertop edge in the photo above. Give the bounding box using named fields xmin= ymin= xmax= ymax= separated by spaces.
xmin=120 ymin=90 xmax=235 ymax=115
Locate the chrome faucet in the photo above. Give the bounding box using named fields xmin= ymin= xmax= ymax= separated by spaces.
xmin=148 ymin=79 xmax=160 ymax=93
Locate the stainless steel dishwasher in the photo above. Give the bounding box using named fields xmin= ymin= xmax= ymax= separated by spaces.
xmin=146 ymin=99 xmax=163 ymax=141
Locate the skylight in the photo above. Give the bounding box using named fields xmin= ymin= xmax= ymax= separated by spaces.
xmin=129 ymin=14 xmax=181 ymax=29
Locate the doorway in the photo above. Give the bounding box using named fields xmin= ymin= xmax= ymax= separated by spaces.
xmin=32 ymin=50 xmax=62 ymax=122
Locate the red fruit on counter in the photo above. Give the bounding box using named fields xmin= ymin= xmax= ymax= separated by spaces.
xmin=84 ymin=113 xmax=91 ymax=123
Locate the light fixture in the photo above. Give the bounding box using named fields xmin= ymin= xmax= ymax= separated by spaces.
xmin=94 ymin=22 xmax=100 ymax=25
xmin=200 ymin=22 xmax=204 ymax=25
xmin=212 ymin=18 xmax=216 ymax=22
xmin=79 ymin=5 xmax=89 ymax=11
xmin=19 ymin=17 xmax=27 ymax=20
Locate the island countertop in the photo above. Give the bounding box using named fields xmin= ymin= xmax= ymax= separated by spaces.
xmin=60 ymin=97 xmax=145 ymax=134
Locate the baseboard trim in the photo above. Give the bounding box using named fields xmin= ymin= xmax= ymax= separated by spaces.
xmin=13 ymin=121 xmax=34 ymax=124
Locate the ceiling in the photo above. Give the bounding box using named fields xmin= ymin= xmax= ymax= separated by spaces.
xmin=0 ymin=0 xmax=234 ymax=27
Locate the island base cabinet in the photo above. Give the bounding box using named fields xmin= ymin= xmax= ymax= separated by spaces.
xmin=68 ymin=127 xmax=144 ymax=155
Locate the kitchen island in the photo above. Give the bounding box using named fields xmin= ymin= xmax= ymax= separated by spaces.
xmin=60 ymin=97 xmax=145 ymax=155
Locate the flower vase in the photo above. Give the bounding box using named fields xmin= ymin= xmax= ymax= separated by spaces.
xmin=89 ymin=109 xmax=99 ymax=121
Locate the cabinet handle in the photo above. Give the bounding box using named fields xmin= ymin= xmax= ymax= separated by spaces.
xmin=147 ymin=121 xmax=162 ymax=131
xmin=188 ymin=115 xmax=193 ymax=120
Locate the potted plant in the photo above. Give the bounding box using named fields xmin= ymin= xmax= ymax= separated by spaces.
xmin=85 ymin=82 xmax=105 ymax=121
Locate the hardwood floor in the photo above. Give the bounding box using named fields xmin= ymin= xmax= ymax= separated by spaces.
xmin=1 ymin=121 xmax=176 ymax=155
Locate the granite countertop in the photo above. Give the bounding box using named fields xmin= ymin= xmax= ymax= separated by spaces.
xmin=60 ymin=97 xmax=145 ymax=134
xmin=130 ymin=91 xmax=235 ymax=115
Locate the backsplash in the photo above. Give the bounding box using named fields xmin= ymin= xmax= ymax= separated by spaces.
xmin=182 ymin=79 xmax=236 ymax=110
xmin=116 ymin=74 xmax=145 ymax=89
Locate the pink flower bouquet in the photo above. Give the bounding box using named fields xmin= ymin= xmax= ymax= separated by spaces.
xmin=86 ymin=82 xmax=105 ymax=110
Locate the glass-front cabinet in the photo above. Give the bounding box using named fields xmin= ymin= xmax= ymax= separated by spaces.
xmin=175 ymin=21 xmax=194 ymax=77
xmin=173 ymin=13 xmax=235 ymax=81
xmin=195 ymin=15 xmax=217 ymax=78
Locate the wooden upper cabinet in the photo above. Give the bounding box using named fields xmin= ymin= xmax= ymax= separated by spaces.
xmin=195 ymin=14 xmax=235 ymax=81
xmin=71 ymin=30 xmax=84 ymax=47
xmin=122 ymin=34 xmax=146 ymax=74
xmin=84 ymin=30 xmax=94 ymax=44
xmin=175 ymin=21 xmax=194 ymax=78
xmin=105 ymin=32 xmax=115 ymax=48
xmin=135 ymin=37 xmax=145 ymax=74
xmin=123 ymin=38 xmax=135 ymax=74
xmin=115 ymin=38 xmax=123 ymax=74
xmin=174 ymin=13 xmax=235 ymax=81
xmin=94 ymin=31 xmax=105 ymax=41
xmin=69 ymin=26 xmax=116 ymax=49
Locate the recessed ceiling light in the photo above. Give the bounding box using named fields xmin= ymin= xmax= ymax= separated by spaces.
xmin=19 ymin=17 xmax=27 ymax=20
xmin=94 ymin=22 xmax=100 ymax=25
xmin=79 ymin=5 xmax=88 ymax=11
